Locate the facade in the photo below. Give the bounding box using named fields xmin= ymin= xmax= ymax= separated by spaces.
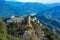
xmin=24 ymin=15 xmax=31 ymax=25
xmin=7 ymin=16 xmax=24 ymax=23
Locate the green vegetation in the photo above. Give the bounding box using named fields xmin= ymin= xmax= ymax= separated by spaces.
xmin=6 ymin=35 xmax=21 ymax=40
xmin=0 ymin=18 xmax=21 ymax=40
xmin=8 ymin=22 xmax=17 ymax=29
xmin=27 ymin=26 xmax=32 ymax=30
xmin=31 ymin=21 xmax=37 ymax=30
xmin=30 ymin=37 xmax=32 ymax=40
xmin=22 ymin=19 xmax=27 ymax=25
xmin=0 ymin=18 xmax=7 ymax=40
xmin=31 ymin=18 xmax=60 ymax=40
xmin=42 ymin=27 xmax=60 ymax=40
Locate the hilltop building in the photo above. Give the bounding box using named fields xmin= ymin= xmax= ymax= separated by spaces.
xmin=7 ymin=15 xmax=24 ymax=23
xmin=24 ymin=15 xmax=31 ymax=27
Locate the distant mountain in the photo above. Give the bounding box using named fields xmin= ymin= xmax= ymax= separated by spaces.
xmin=36 ymin=6 xmax=60 ymax=27
xmin=6 ymin=1 xmax=49 ymax=11
xmin=1 ymin=1 xmax=60 ymax=18
xmin=36 ymin=6 xmax=60 ymax=36
xmin=43 ymin=6 xmax=60 ymax=20
xmin=46 ymin=3 xmax=60 ymax=7
xmin=0 ymin=0 xmax=17 ymax=18
xmin=0 ymin=1 xmax=49 ymax=18
xmin=37 ymin=6 xmax=60 ymax=19
xmin=0 ymin=1 xmax=60 ymax=18
xmin=5 ymin=1 xmax=49 ymax=16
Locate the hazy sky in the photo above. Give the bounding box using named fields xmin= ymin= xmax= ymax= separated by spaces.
xmin=5 ymin=0 xmax=60 ymax=4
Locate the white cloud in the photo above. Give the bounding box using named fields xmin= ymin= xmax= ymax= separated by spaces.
xmin=5 ymin=0 xmax=60 ymax=4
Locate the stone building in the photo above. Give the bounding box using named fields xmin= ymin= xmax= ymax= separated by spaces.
xmin=7 ymin=15 xmax=24 ymax=23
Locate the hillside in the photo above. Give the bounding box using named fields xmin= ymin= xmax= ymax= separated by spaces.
xmin=36 ymin=6 xmax=60 ymax=28
xmin=0 ymin=16 xmax=60 ymax=40
xmin=43 ymin=6 xmax=60 ymax=19
xmin=36 ymin=15 xmax=60 ymax=37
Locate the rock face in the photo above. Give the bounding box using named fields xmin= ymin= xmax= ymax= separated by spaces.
xmin=7 ymin=16 xmax=24 ymax=23
xmin=20 ymin=29 xmax=38 ymax=40
xmin=19 ymin=16 xmax=45 ymax=40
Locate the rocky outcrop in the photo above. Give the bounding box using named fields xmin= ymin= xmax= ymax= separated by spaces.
xmin=20 ymin=29 xmax=38 ymax=40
